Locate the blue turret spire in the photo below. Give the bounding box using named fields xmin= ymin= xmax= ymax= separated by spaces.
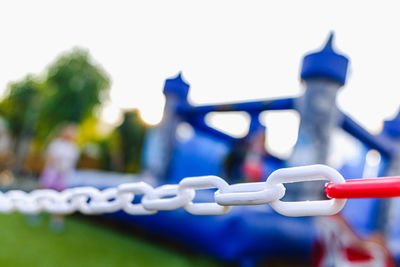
xmin=300 ymin=32 xmax=349 ymax=85
xmin=163 ymin=72 xmax=190 ymax=100
xmin=323 ymin=32 xmax=334 ymax=52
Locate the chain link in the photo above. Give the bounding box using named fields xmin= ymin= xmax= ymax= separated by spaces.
xmin=0 ymin=165 xmax=347 ymax=217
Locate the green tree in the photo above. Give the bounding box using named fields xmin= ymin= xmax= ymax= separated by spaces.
xmin=0 ymin=48 xmax=110 ymax=173
xmin=102 ymin=110 xmax=148 ymax=173
xmin=118 ymin=110 xmax=148 ymax=172
xmin=0 ymin=76 xmax=42 ymax=138
xmin=37 ymin=48 xmax=110 ymax=141
xmin=0 ymin=76 xmax=43 ymax=173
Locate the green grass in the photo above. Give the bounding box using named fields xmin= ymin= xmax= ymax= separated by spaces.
xmin=0 ymin=213 xmax=218 ymax=267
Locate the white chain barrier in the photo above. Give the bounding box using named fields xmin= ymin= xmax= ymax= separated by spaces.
xmin=0 ymin=165 xmax=347 ymax=217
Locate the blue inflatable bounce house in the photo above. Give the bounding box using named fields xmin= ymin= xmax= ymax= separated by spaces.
xmin=75 ymin=33 xmax=400 ymax=265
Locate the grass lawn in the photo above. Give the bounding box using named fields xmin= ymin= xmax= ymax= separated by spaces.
xmin=0 ymin=213 xmax=218 ymax=267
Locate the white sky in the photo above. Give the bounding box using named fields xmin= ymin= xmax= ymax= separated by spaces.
xmin=0 ymin=1 xmax=399 ymax=142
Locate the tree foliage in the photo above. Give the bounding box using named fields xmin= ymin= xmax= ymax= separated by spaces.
xmin=36 ymin=48 xmax=110 ymax=140
xmin=0 ymin=48 xmax=150 ymax=174
xmin=0 ymin=76 xmax=42 ymax=137
xmin=117 ymin=110 xmax=148 ymax=172
xmin=100 ymin=110 xmax=148 ymax=173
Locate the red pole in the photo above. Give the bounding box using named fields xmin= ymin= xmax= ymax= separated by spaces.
xmin=325 ymin=177 xmax=400 ymax=199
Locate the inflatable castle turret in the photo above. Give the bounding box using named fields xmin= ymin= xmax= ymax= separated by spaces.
xmin=377 ymin=111 xmax=400 ymax=233
xmin=289 ymin=33 xmax=349 ymax=199
xmin=143 ymin=73 xmax=190 ymax=179
xmin=383 ymin=111 xmax=400 ymax=175
xmin=291 ymin=32 xmax=349 ymax=166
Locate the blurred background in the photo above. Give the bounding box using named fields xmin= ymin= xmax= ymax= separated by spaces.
xmin=0 ymin=1 xmax=399 ymax=266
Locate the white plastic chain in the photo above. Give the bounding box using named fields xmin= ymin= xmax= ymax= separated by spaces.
xmin=0 ymin=165 xmax=347 ymax=217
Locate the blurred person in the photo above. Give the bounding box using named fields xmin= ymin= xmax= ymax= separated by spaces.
xmin=223 ymin=138 xmax=247 ymax=183
xmin=0 ymin=117 xmax=14 ymax=186
xmin=39 ymin=123 xmax=79 ymax=232
xmin=241 ymin=127 xmax=268 ymax=183
xmin=223 ymin=126 xmax=269 ymax=183
xmin=0 ymin=118 xmax=12 ymax=155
